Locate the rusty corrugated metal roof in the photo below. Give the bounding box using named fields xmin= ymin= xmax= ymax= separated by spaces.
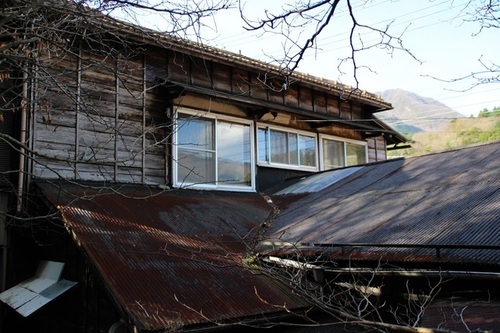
xmin=265 ymin=141 xmax=500 ymax=267
xmin=37 ymin=183 xmax=308 ymax=332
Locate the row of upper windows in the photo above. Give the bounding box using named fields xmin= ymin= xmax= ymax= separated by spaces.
xmin=173 ymin=108 xmax=367 ymax=191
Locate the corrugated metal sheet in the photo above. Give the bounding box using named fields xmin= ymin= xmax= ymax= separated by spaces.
xmin=266 ymin=141 xmax=500 ymax=267
xmin=0 ymin=261 xmax=77 ymax=317
xmin=37 ymin=183 xmax=308 ymax=332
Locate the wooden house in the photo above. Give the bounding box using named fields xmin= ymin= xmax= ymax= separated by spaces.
xmin=16 ymin=10 xmax=403 ymax=193
xmin=0 ymin=2 xmax=409 ymax=332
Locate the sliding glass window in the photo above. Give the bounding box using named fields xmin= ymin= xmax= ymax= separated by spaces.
xmin=257 ymin=125 xmax=318 ymax=171
xmin=320 ymin=135 xmax=367 ymax=170
xmin=175 ymin=110 xmax=254 ymax=190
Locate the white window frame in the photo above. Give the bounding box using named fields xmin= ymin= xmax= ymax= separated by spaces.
xmin=319 ymin=134 xmax=368 ymax=170
xmin=173 ymin=108 xmax=255 ymax=191
xmin=257 ymin=123 xmax=319 ymax=172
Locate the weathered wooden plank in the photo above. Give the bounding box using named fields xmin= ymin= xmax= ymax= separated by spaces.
xmin=145 ymin=48 xmax=167 ymax=83
xmin=267 ymin=78 xmax=284 ymax=105
xmin=35 ymin=107 xmax=76 ymax=129
xmin=167 ymin=51 xmax=190 ymax=83
xmin=326 ymin=96 xmax=340 ymax=117
xmin=284 ymin=84 xmax=299 ymax=108
xmin=114 ymin=153 xmax=142 ymax=168
xmin=190 ymin=57 xmax=212 ymax=88
xmin=144 ymin=175 xmax=166 ymax=185
xmin=80 ymin=68 xmax=116 ymax=87
xmin=116 ymin=166 xmax=143 ymax=183
xmin=34 ymin=163 xmax=76 ymax=179
xmin=77 ymin=129 xmax=115 ymax=163
xmin=298 ymin=86 xmax=314 ymax=112
xmin=375 ymin=136 xmax=386 ymax=161
xmin=74 ymin=164 xmax=115 ymax=182
xmin=118 ymin=58 xmax=143 ymax=78
xmin=231 ymin=67 xmax=251 ymax=96
xmin=41 ymin=54 xmax=78 ymax=80
xmin=249 ymin=74 xmax=268 ymax=101
xmin=35 ymin=141 xmax=76 ymax=161
xmin=77 ymin=113 xmax=116 ymax=134
xmin=40 ymin=90 xmax=77 ymax=113
xmin=212 ymin=62 xmax=231 ymax=92
xmin=80 ymin=84 xmax=116 ymax=103
xmin=351 ymin=103 xmax=363 ymax=119
xmin=314 ymin=92 xmax=327 ymax=114
xmin=118 ymin=88 xmax=144 ymax=108
xmin=78 ymin=98 xmax=116 ymax=119
xmin=35 ymin=123 xmax=76 ymax=146
xmin=340 ymin=100 xmax=352 ymax=119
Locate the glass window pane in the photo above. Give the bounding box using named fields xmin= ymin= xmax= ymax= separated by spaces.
xmin=288 ymin=133 xmax=298 ymax=165
xmin=177 ymin=149 xmax=215 ymax=184
xmin=346 ymin=142 xmax=366 ymax=166
xmin=177 ymin=115 xmax=214 ymax=151
xmin=217 ymin=121 xmax=251 ymax=186
xmin=257 ymin=128 xmax=268 ymax=163
xmin=270 ymin=130 xmax=287 ymax=164
xmin=322 ymin=139 xmax=345 ymax=169
xmin=299 ymin=135 xmax=317 ymax=167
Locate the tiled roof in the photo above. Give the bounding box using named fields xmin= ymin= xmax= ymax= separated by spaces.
xmin=264 ymin=141 xmax=500 ymax=268
xmin=37 ymin=182 xmax=308 ymax=332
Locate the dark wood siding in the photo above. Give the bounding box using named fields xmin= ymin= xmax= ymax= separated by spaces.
xmin=30 ymin=41 xmax=390 ymax=187
xmin=33 ymin=48 xmax=166 ymax=184
xmin=367 ymin=136 xmax=387 ymax=162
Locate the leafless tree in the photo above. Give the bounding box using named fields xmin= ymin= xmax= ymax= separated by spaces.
xmin=238 ymin=0 xmax=417 ymax=89
xmin=425 ymin=0 xmax=499 ymax=89
xmin=253 ymin=247 xmax=493 ymax=333
xmin=0 ymin=1 xmax=497 ymax=332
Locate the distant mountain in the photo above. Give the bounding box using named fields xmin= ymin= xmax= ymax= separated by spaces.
xmin=376 ymin=89 xmax=464 ymax=134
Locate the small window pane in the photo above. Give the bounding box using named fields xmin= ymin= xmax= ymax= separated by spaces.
xmin=299 ymin=135 xmax=317 ymax=167
xmin=289 ymin=133 xmax=298 ymax=165
xmin=177 ymin=115 xmax=214 ymax=151
xmin=177 ymin=150 xmax=215 ymax=184
xmin=257 ymin=128 xmax=269 ymax=162
xmin=323 ymin=139 xmax=345 ymax=169
xmin=217 ymin=121 xmax=251 ymax=186
xmin=270 ymin=130 xmax=287 ymax=164
xmin=346 ymin=142 xmax=366 ymax=166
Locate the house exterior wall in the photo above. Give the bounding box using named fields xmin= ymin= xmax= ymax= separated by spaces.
xmin=367 ymin=136 xmax=387 ymax=162
xmin=29 ymin=41 xmax=389 ymax=189
xmin=32 ymin=50 xmax=167 ymax=184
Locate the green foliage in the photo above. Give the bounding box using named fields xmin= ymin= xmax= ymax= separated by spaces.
xmin=478 ymin=106 xmax=500 ymax=118
xmin=458 ymin=121 xmax=500 ymax=145
xmin=388 ymin=115 xmax=500 ymax=158
xmin=242 ymin=255 xmax=260 ymax=269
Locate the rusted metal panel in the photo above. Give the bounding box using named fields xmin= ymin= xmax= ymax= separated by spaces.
xmin=267 ymin=141 xmax=500 ymax=267
xmin=38 ymin=182 xmax=307 ymax=332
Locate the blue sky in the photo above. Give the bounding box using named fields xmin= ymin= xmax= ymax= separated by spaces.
xmin=208 ymin=0 xmax=500 ymax=117
xmin=116 ymin=0 xmax=500 ymax=117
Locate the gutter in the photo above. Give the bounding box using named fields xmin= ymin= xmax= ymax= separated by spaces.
xmin=16 ymin=68 xmax=28 ymax=213
xmin=264 ymin=256 xmax=500 ymax=281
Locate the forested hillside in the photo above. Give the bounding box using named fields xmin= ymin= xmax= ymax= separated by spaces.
xmin=389 ymin=107 xmax=500 ymax=157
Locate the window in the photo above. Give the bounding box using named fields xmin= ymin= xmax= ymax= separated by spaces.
xmin=257 ymin=125 xmax=317 ymax=170
xmin=320 ymin=135 xmax=367 ymax=170
xmin=174 ymin=109 xmax=254 ymax=190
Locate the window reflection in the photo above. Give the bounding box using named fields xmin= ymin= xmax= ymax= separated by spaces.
xmin=175 ymin=112 xmax=253 ymax=189
xmin=258 ymin=126 xmax=317 ymax=169
xmin=217 ymin=121 xmax=251 ymax=186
